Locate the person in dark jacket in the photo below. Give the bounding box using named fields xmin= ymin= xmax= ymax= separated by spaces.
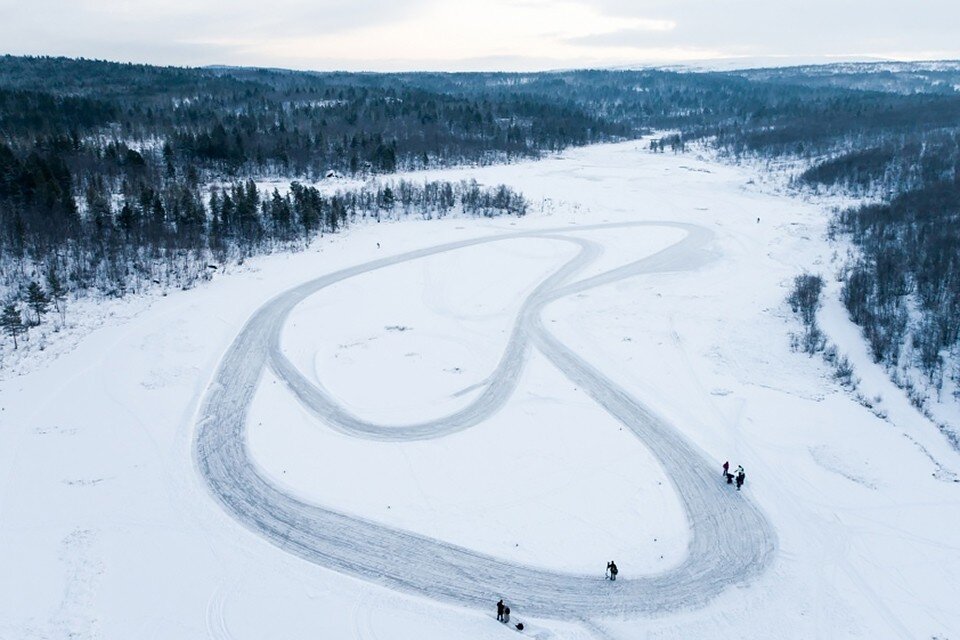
xmin=497 ymin=599 xmax=504 ymax=621
xmin=736 ymin=467 xmax=745 ymax=490
xmin=606 ymin=561 xmax=619 ymax=580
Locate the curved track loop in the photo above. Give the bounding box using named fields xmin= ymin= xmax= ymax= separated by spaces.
xmin=195 ymin=221 xmax=776 ymax=619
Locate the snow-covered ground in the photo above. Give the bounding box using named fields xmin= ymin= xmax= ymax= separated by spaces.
xmin=266 ymin=231 xmax=690 ymax=573
xmin=2 ymin=141 xmax=959 ymax=639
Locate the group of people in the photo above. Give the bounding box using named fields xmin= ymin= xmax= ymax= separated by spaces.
xmin=495 ymin=462 xmax=747 ymax=631
xmin=497 ymin=559 xmax=623 ymax=632
xmin=722 ymin=460 xmax=746 ymax=490
xmin=496 ymin=599 xmax=524 ymax=631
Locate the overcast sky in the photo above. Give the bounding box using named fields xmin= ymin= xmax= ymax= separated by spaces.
xmin=1 ymin=0 xmax=957 ymax=71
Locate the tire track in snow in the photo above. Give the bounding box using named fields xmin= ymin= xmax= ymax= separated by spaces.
xmin=204 ymin=580 xmax=233 ymax=640
xmin=194 ymin=221 xmax=776 ymax=620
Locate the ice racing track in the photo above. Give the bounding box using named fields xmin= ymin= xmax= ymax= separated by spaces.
xmin=195 ymin=221 xmax=777 ymax=620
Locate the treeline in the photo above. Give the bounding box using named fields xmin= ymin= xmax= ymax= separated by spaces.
xmin=836 ymin=181 xmax=960 ymax=389
xmin=0 ymin=175 xmax=525 ymax=347
xmin=0 ymin=56 xmax=633 ymax=180
xmin=736 ymin=61 xmax=960 ymax=96
xmin=652 ymin=65 xmax=960 ymax=397
xmin=11 ymin=57 xmax=960 ymax=189
xmin=4 ymin=55 xmax=960 ymax=379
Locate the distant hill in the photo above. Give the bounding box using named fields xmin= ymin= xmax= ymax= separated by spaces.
xmin=732 ymin=60 xmax=960 ymax=94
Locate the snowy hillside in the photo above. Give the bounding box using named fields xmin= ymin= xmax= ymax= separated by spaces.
xmin=733 ymin=59 xmax=960 ymax=94
xmin=1 ymin=142 xmax=958 ymax=639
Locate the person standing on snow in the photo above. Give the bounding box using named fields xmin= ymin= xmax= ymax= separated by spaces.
xmin=722 ymin=460 xmax=729 ymax=476
xmin=736 ymin=466 xmax=745 ymax=491
xmin=497 ymin=599 xmax=505 ymax=621
xmin=607 ymin=561 xmax=619 ymax=581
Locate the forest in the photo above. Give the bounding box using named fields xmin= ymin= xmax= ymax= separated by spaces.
xmin=1 ymin=56 xmax=959 ymax=389
xmin=715 ymin=65 xmax=960 ymax=395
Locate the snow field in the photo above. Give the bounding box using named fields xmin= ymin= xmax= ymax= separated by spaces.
xmin=1 ymin=140 xmax=959 ymax=638
xmin=261 ymin=228 xmax=691 ymax=573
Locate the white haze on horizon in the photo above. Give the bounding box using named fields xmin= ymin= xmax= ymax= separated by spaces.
xmin=0 ymin=0 xmax=957 ymax=71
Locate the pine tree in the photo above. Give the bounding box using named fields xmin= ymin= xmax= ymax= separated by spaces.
xmin=0 ymin=304 xmax=25 ymax=349
xmin=26 ymin=282 xmax=50 ymax=324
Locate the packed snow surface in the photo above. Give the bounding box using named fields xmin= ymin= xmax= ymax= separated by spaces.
xmin=198 ymin=219 xmax=775 ymax=621
xmin=2 ymin=141 xmax=960 ymax=639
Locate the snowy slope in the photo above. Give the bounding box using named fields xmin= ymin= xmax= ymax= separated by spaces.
xmin=1 ymin=141 xmax=959 ymax=639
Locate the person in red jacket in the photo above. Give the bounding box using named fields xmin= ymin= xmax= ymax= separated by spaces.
xmin=723 ymin=460 xmax=734 ymax=484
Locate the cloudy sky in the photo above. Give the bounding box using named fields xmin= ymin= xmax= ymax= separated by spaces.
xmin=1 ymin=0 xmax=957 ymax=71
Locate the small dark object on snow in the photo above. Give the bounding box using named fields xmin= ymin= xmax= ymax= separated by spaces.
xmin=725 ymin=472 xmax=734 ymax=484
xmin=606 ymin=560 xmax=618 ymax=580
xmin=515 ymin=622 xmax=525 ymax=631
